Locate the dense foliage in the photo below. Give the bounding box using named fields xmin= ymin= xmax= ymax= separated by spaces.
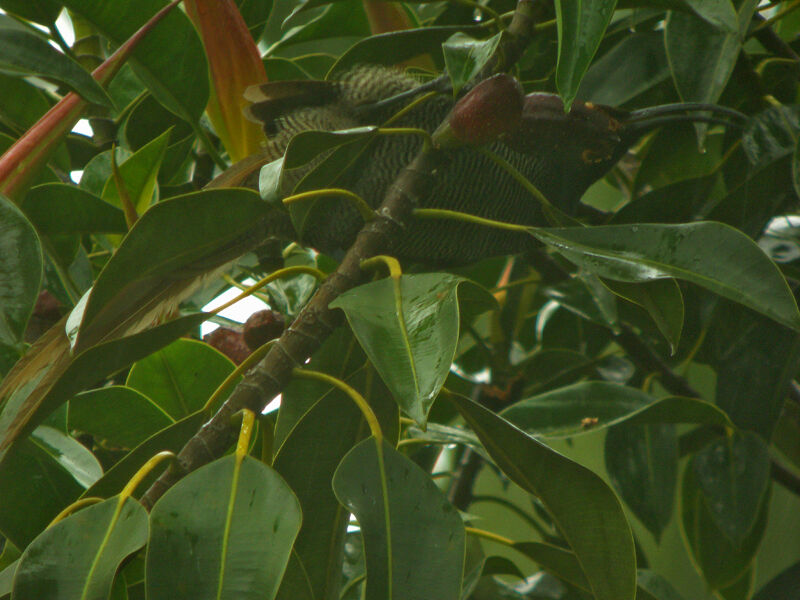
xmin=0 ymin=1 xmax=799 ymax=599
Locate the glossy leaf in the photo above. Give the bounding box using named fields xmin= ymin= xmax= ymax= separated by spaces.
xmin=665 ymin=1 xmax=757 ymax=106
xmin=691 ymin=431 xmax=770 ymax=544
xmin=0 ymin=426 xmax=97 ymax=547
xmin=501 ymin=381 xmax=731 ymax=437
xmin=604 ymin=279 xmax=684 ymax=354
xmin=147 ymin=455 xmax=301 ymax=600
xmin=450 ymin=393 xmax=636 ymax=600
xmin=0 ymin=0 xmax=60 ymax=24
xmin=72 ymin=189 xmax=269 ymax=352
xmin=22 ymin=183 xmax=126 ymax=235
xmin=101 ymin=128 xmax=170 ymax=215
xmin=331 ymin=274 xmax=485 ymax=425
xmin=742 ymin=105 xmax=800 ymax=167
xmin=274 ymin=394 xmax=364 ymax=600
xmin=707 ymin=301 xmax=800 ymax=439
xmin=0 ymin=313 xmax=207 ymax=463
xmin=12 ymin=496 xmax=148 ymax=600
xmin=62 ymin=0 xmax=209 ymax=122
xmin=636 ymin=570 xmax=686 ymax=600
xmin=329 ymin=24 xmax=485 ymax=77
xmin=442 ymin=32 xmax=502 ymax=95
xmin=605 ymin=422 xmax=678 ymax=542
xmin=530 ymin=222 xmax=800 ymax=332
xmin=578 ymin=32 xmax=670 ymax=106
xmin=554 ymin=0 xmax=618 ymax=109
xmin=332 ymin=437 xmax=465 ymax=600
xmin=82 ymin=411 xmax=205 ymax=499
xmin=680 ymin=466 xmax=768 ymax=589
xmin=126 ymin=338 xmax=234 ymax=419
xmin=0 ymin=27 xmax=111 ymax=107
xmin=68 ymin=385 xmax=173 ymax=449
xmin=752 ymin=561 xmax=800 ymax=600
xmin=0 ymin=194 xmax=42 ymax=348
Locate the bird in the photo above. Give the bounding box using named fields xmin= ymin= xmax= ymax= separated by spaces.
xmin=234 ymin=65 xmax=747 ymax=266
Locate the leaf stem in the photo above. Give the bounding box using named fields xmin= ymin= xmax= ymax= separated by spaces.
xmin=465 ymin=526 xmax=515 ymax=546
xmin=292 ymin=368 xmax=383 ymax=441
xmin=210 ymin=266 xmax=326 ymax=316
xmin=283 ymin=188 xmax=375 ymax=223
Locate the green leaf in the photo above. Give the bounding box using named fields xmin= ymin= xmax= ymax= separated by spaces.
xmin=0 ymin=428 xmax=85 ymax=547
xmin=331 ymin=274 xmax=479 ymax=425
xmin=554 ymin=0 xmax=618 ymax=110
xmin=12 ymin=496 xmax=147 ymax=600
xmin=126 ymin=338 xmax=235 ymax=420
xmin=450 ymin=393 xmax=636 ymax=600
xmin=753 ymin=561 xmax=800 ymax=600
xmin=62 ymin=0 xmax=208 ymax=121
xmin=29 ymin=424 xmax=103 ymax=488
xmin=283 ymin=127 xmax=377 ymax=170
xmin=82 ymin=410 xmax=205 ymax=500
xmin=665 ymin=0 xmax=758 ymax=106
xmin=0 ymin=27 xmax=112 ymax=107
xmin=0 ymin=72 xmax=52 ymax=132
xmin=147 ymin=455 xmax=301 ymax=600
xmin=578 ymin=32 xmax=671 ymax=106
xmin=680 ymin=465 xmax=768 ymax=589
xmin=22 ymin=183 xmax=127 ymax=235
xmin=605 ymin=422 xmax=677 ymax=542
xmin=332 ymin=437 xmax=465 ymax=600
xmin=68 ymin=385 xmax=173 ymax=449
xmin=636 ymin=569 xmax=686 ymax=600
xmin=72 ymin=189 xmax=269 ymax=352
xmin=0 ymin=313 xmax=207 ymax=464
xmin=0 ymin=0 xmax=60 ymax=24
xmin=274 ymin=394 xmax=364 ymax=600
xmin=604 ymin=279 xmax=684 ymax=354
xmin=530 ymin=222 xmax=800 ymax=332
xmin=691 ymin=431 xmax=770 ymax=544
xmin=101 ymin=128 xmax=170 ymax=215
xmin=442 ymin=31 xmax=503 ymax=95
xmin=0 ymin=194 xmax=42 ymax=348
xmin=500 ymin=381 xmax=732 ymax=437
xmin=513 ymin=542 xmax=589 ymax=590
xmin=328 ymin=24 xmax=485 ymax=77
xmin=742 ymin=105 xmax=800 ymax=168
xmin=707 ymin=301 xmax=800 ymax=439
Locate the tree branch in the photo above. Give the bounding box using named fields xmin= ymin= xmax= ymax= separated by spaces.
xmin=140 ymin=0 xmax=546 ymax=510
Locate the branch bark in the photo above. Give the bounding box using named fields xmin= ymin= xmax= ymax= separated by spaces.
xmin=141 ymin=0 xmax=546 ymax=510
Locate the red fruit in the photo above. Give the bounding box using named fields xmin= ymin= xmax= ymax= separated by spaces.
xmin=242 ymin=309 xmax=285 ymax=350
xmin=443 ymin=73 xmax=524 ymax=146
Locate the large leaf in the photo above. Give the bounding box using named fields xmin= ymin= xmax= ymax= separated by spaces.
xmin=680 ymin=465 xmax=768 ymax=589
xmin=101 ymin=128 xmax=170 ymax=215
xmin=450 ymin=393 xmax=636 ymax=600
xmin=332 ymin=437 xmax=465 ymax=600
xmin=22 ymin=184 xmax=126 ymax=235
xmin=530 ymin=222 xmax=800 ymax=331
xmin=274 ymin=394 xmax=364 ymax=600
xmin=0 ymin=194 xmax=42 ymax=348
xmin=0 ymin=27 xmax=112 ymax=107
xmin=12 ymin=496 xmax=148 ymax=600
xmin=578 ymin=32 xmax=671 ymax=106
xmin=753 ymin=561 xmax=800 ymax=600
xmin=500 ymin=381 xmax=731 ymax=437
xmin=442 ymin=31 xmax=502 ymax=95
xmin=126 ymin=338 xmax=235 ymax=419
xmin=147 ymin=455 xmax=301 ymax=600
xmin=62 ymin=0 xmax=209 ymax=122
xmin=82 ymin=410 xmax=206 ymax=499
xmin=554 ymin=0 xmax=618 ymax=109
xmin=331 ymin=274 xmax=489 ymax=425
xmin=665 ymin=0 xmax=758 ymax=106
xmin=0 ymin=313 xmax=207 ymax=463
xmin=68 ymin=385 xmax=173 ymax=450
xmin=605 ymin=422 xmax=677 ymax=542
xmin=71 ymin=189 xmax=269 ymax=352
xmin=691 ymin=431 xmax=770 ymax=545
xmin=0 ymin=427 xmax=98 ymax=548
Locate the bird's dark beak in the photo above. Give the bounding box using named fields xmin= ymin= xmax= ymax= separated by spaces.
xmin=621 ymin=102 xmax=748 ymax=141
